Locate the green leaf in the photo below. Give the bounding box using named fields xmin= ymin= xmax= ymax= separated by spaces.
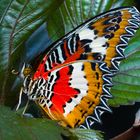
xmin=0 ymin=105 xmax=104 ymax=140
xmin=0 ymin=0 xmax=11 ymax=19
xmin=0 ymin=105 xmax=73 ymax=140
xmin=0 ymin=0 xmax=64 ymax=71
xmin=109 ymin=29 xmax=140 ymax=107
xmin=70 ymin=128 xmax=103 ymax=140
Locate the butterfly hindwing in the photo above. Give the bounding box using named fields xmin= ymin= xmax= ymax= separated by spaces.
xmin=37 ymin=61 xmax=112 ymax=128
xmin=34 ymin=7 xmax=140 ymax=80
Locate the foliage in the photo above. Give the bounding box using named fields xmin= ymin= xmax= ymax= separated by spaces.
xmin=109 ymin=28 xmax=140 ymax=106
xmin=0 ymin=105 xmax=73 ymax=140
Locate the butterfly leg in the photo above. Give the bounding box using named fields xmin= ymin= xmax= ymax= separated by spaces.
xmin=16 ymin=87 xmax=23 ymax=111
xmin=22 ymin=100 xmax=29 ymax=115
xmin=16 ymin=87 xmax=30 ymax=116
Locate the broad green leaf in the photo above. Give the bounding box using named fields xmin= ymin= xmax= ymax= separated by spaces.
xmin=70 ymin=129 xmax=103 ymax=140
xmin=0 ymin=105 xmax=73 ymax=140
xmin=109 ymin=29 xmax=140 ymax=106
xmin=0 ymin=105 xmax=104 ymax=140
xmin=0 ymin=0 xmax=64 ymax=71
xmin=0 ymin=0 xmax=11 ymax=19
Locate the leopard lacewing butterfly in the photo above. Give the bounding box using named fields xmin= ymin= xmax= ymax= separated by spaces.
xmin=17 ymin=7 xmax=140 ymax=129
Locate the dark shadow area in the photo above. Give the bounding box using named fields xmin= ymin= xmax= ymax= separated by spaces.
xmin=93 ymin=102 xmax=140 ymax=139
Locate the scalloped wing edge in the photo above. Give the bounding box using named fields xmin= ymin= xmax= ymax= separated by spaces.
xmin=79 ymin=62 xmax=113 ymax=129
xmin=111 ymin=7 xmax=140 ymax=72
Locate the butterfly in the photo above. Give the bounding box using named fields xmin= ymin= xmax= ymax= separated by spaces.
xmin=17 ymin=6 xmax=140 ymax=129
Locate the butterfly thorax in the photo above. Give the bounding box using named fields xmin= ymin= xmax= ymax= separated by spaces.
xmin=21 ymin=64 xmax=49 ymax=102
xmin=23 ymin=75 xmax=44 ymax=99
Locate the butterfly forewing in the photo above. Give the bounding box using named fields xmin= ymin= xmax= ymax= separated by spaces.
xmin=34 ymin=7 xmax=140 ymax=80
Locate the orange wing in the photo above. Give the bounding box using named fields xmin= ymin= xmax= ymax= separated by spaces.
xmin=36 ymin=61 xmax=112 ymax=128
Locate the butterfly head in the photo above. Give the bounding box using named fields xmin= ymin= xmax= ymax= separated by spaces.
xmin=20 ymin=63 xmax=33 ymax=79
xmin=21 ymin=64 xmax=34 ymax=97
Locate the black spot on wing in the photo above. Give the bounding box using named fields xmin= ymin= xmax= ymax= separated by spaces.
xmin=105 ymin=33 xmax=114 ymax=39
xmin=44 ymin=64 xmax=48 ymax=72
xmin=88 ymin=25 xmax=95 ymax=30
xmin=69 ymin=36 xmax=75 ymax=53
xmin=74 ymin=119 xmax=81 ymax=127
xmin=47 ymin=83 xmax=51 ymax=91
xmin=68 ymin=65 xmax=74 ymax=75
xmin=105 ymin=24 xmax=120 ymax=32
xmin=95 ymin=92 xmax=99 ymax=98
xmin=81 ymin=64 xmax=84 ymax=71
xmin=94 ymin=30 xmax=98 ymax=35
xmin=49 ymin=93 xmax=54 ymax=100
xmin=75 ymin=34 xmax=80 ymax=51
xmin=84 ymin=45 xmax=92 ymax=52
xmin=91 ymin=63 xmax=96 ymax=71
xmin=81 ymin=111 xmax=88 ymax=118
xmin=97 ymin=82 xmax=100 ymax=89
xmin=88 ymin=101 xmax=95 ymax=108
xmin=51 ymin=52 xmax=55 ymax=63
xmin=74 ymin=88 xmax=80 ymax=94
xmin=80 ymin=39 xmax=92 ymax=45
xmin=67 ymin=98 xmax=72 ymax=103
xmin=95 ymin=72 xmax=99 ymax=80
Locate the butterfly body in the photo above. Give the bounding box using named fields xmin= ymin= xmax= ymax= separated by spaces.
xmin=21 ymin=7 xmax=140 ymax=128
